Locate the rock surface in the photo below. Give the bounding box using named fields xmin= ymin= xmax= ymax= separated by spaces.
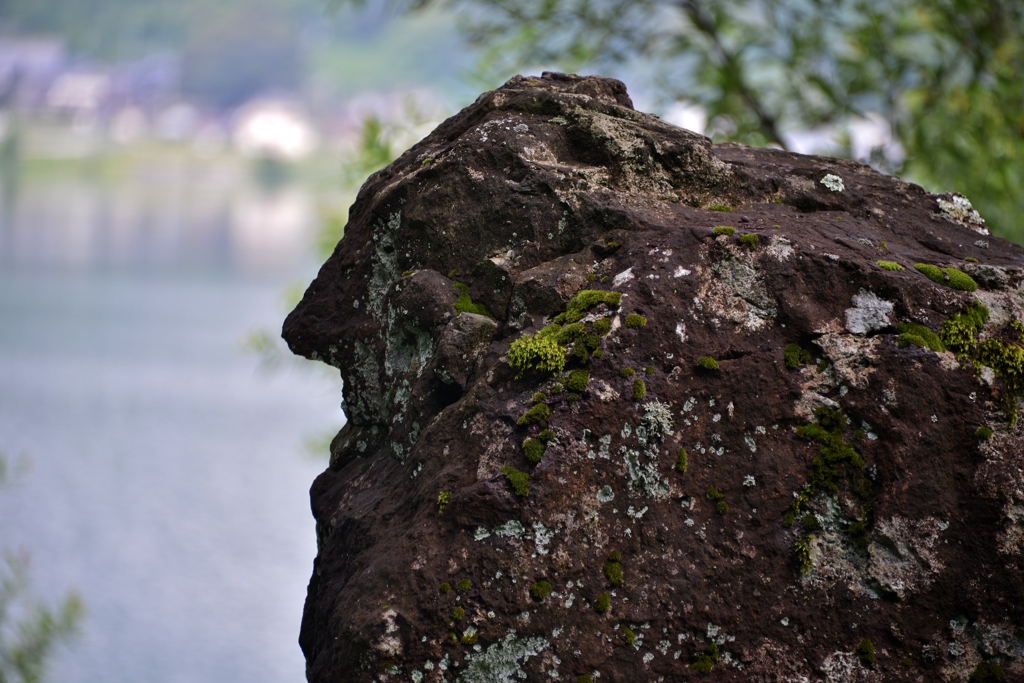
xmin=283 ymin=73 xmax=1024 ymax=682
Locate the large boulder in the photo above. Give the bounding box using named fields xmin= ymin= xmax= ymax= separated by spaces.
xmin=283 ymin=73 xmax=1024 ymax=683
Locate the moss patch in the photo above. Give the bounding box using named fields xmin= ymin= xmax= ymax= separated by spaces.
xmin=555 ymin=290 xmax=622 ymax=325
xmin=508 ymin=327 xmax=566 ymax=378
xmin=452 ymin=283 xmax=493 ymax=317
xmin=624 ymin=314 xmax=647 ymax=329
xmin=500 ymin=466 xmax=530 ymax=498
xmin=517 ymin=403 xmax=551 ymax=427
xmin=603 ymin=553 xmax=623 ymax=586
xmin=856 ymin=638 xmax=876 ymax=665
xmin=696 ymin=355 xmax=720 ymax=371
xmin=738 ymin=233 xmax=758 ymax=250
xmin=675 ymin=448 xmax=688 ymax=473
xmin=437 ymin=491 xmax=451 ymax=515
xmin=631 ymin=378 xmax=647 ymax=400
xmin=565 ymin=369 xmax=591 ymax=392
xmin=594 ymin=592 xmax=611 ymax=613
xmin=877 ymin=260 xmax=904 ymax=271
xmin=691 ymin=642 xmax=719 ymax=674
xmin=529 ymin=580 xmax=552 ymax=600
xmin=897 ymin=322 xmax=946 ymax=352
xmin=709 ymin=204 xmax=733 ymax=212
xmin=712 ymin=226 xmax=736 ymax=237
xmin=522 ymin=438 xmax=546 ymax=465
xmin=914 ymin=263 xmax=979 ymax=292
xmin=784 ymin=343 xmax=812 ymax=369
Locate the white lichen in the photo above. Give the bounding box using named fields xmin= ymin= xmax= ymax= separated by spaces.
xmin=936 ymin=193 xmax=989 ymax=235
xmin=820 ymin=174 xmax=845 ymax=192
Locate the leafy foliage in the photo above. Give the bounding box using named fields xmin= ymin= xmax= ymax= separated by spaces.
xmin=1 ymin=454 xmax=83 ymax=683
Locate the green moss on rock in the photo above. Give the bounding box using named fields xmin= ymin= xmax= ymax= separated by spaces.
xmin=529 ymin=580 xmax=552 ymax=600
xmin=784 ymin=343 xmax=812 ymax=369
xmin=522 ymin=438 xmax=546 ymax=464
xmin=631 ymin=379 xmax=646 ymax=400
xmin=594 ymin=593 xmax=611 ymax=613
xmin=696 ymin=355 xmax=720 ymax=371
xmin=452 ymin=283 xmax=493 ymax=317
xmin=555 ymin=290 xmax=622 ymax=325
xmin=517 ymin=403 xmax=551 ymax=427
xmin=712 ymin=226 xmax=735 ymax=237
xmin=500 ymin=466 xmax=530 ymax=498
xmin=624 ymin=314 xmax=647 ymax=329
xmin=877 ymin=260 xmax=904 ymax=271
xmin=565 ymin=369 xmax=591 ymax=392
xmin=675 ymin=448 xmax=688 ymax=473
xmin=856 ymin=638 xmax=876 ymax=664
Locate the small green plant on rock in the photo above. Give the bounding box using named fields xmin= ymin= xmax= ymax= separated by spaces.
xmin=555 ymin=290 xmax=622 ymax=325
xmin=632 ymin=379 xmax=646 ymax=400
xmin=675 ymin=448 xmax=688 ymax=473
xmin=969 ymin=662 xmax=1006 ymax=682
xmin=603 ymin=552 xmax=623 ymax=586
xmin=508 ymin=327 xmax=566 ymax=378
xmin=709 ymin=204 xmax=733 ymax=212
xmin=620 ymin=368 xmax=636 ymax=378
xmin=529 ymin=580 xmax=553 ymax=600
xmin=437 ymin=491 xmax=451 ymax=515
xmin=897 ymin=322 xmax=946 ymax=352
xmin=624 ymin=629 xmax=636 ymax=646
xmin=784 ymin=343 xmax=812 ymax=369
xmin=914 ymin=263 xmax=978 ymax=292
xmin=517 ymin=403 xmax=551 ymax=427
xmin=738 ymin=233 xmax=758 ymax=250
xmin=578 ymin=675 xmax=593 ymax=683
xmin=856 ymin=638 xmax=876 ymax=665
xmin=795 ymin=536 xmax=813 ymax=575
xmin=644 ymin=365 xmax=654 ymax=375
xmin=500 ymin=466 xmax=530 ymax=498
xmin=565 ymin=370 xmax=591 ymax=392
xmin=691 ymin=642 xmax=719 ymax=674
xmin=696 ymin=355 xmax=720 ymax=371
xmin=451 ymin=607 xmax=465 ymax=621
xmin=594 ymin=592 xmax=611 ymax=613
xmin=877 ymin=260 xmax=904 ymax=271
xmin=976 ymin=426 xmax=993 ymax=439
xmin=532 ymin=391 xmax=547 ymax=403
xmin=625 ymin=314 xmax=647 ymax=329
xmin=439 ymin=582 xmax=451 ymax=593
xmin=712 ymin=226 xmax=735 ymax=237
xmin=522 ymin=438 xmax=546 ymax=465
xmin=593 ymin=318 xmax=612 ymax=336
xmin=452 ymin=283 xmax=493 ymax=317
xmin=941 ymin=303 xmax=989 ymax=355
xmin=782 ymin=512 xmax=795 ymax=528
xmin=457 ymin=578 xmax=471 ymax=592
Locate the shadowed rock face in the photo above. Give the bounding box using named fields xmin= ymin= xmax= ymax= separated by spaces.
xmin=283 ymin=73 xmax=1024 ymax=683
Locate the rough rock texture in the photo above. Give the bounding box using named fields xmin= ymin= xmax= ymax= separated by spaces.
xmin=283 ymin=73 xmax=1024 ymax=683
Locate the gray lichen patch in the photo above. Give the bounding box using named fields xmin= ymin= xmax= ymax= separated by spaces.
xmin=694 ymin=243 xmax=777 ymax=333
xmin=844 ymin=289 xmax=893 ymax=335
xmin=458 ymin=630 xmax=549 ymax=683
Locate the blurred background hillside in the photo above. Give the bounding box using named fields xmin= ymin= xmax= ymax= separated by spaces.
xmin=0 ymin=0 xmax=1019 ymax=682
xmin=0 ymin=2 xmax=474 ymax=683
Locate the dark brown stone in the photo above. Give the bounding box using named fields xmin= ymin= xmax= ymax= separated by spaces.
xmin=284 ymin=73 xmax=1024 ymax=683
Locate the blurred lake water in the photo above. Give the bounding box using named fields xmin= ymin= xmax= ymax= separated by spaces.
xmin=0 ymin=162 xmax=344 ymax=683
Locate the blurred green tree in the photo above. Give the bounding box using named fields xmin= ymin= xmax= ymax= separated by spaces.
xmin=0 ymin=455 xmax=82 ymax=683
xmin=335 ymin=0 xmax=1024 ymax=243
